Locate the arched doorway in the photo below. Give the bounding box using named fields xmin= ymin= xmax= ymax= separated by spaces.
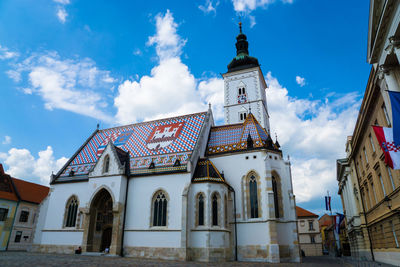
xmin=86 ymin=189 xmax=113 ymax=252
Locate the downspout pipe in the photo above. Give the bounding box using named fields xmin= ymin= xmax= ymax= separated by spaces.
xmin=120 ymin=163 xmax=130 ymax=257
xmin=353 ymin=162 xmax=374 ymax=261
xmin=228 ymin=185 xmax=238 ymax=261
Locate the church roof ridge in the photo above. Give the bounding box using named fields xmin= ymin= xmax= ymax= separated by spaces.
xmin=98 ymin=111 xmax=208 ymax=133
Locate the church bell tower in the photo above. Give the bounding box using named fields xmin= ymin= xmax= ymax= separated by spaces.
xmin=223 ymin=22 xmax=270 ymax=132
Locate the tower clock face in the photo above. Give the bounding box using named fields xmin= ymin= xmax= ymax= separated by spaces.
xmin=238 ymin=94 xmax=247 ymax=103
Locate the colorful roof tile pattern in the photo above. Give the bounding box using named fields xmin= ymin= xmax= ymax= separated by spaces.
xmin=57 ymin=112 xmax=207 ymax=179
xmin=192 ymin=158 xmax=225 ymax=183
xmin=207 ymin=113 xmax=277 ymax=155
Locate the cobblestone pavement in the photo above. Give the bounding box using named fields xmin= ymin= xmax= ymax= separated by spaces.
xmin=0 ymin=252 xmax=394 ymax=267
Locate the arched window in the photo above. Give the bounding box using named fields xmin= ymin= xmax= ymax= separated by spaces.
xmin=103 ymin=155 xmax=110 ymax=174
xmin=65 ymin=196 xmax=78 ymax=227
xmin=153 ymin=191 xmax=167 ymax=226
xmin=272 ymin=176 xmax=280 ymax=218
xmin=198 ymin=194 xmax=204 ymax=226
xmin=249 ymin=175 xmax=259 ymax=218
xmin=212 ymin=193 xmax=219 ymax=226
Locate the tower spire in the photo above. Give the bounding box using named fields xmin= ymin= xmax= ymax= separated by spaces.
xmin=239 ymin=21 xmax=242 ymax=33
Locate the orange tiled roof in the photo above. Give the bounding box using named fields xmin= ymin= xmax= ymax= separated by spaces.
xmin=0 ymin=164 xmax=19 ymax=202
xmin=12 ymin=178 xmax=49 ymax=204
xmin=296 ymin=206 xmax=318 ymax=218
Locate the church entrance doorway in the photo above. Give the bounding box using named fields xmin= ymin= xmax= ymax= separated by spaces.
xmin=86 ymin=189 xmax=114 ymax=252
xmin=101 ymin=227 xmax=112 ymax=252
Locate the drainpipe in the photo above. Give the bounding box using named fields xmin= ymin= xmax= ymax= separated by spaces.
xmin=228 ymin=185 xmax=237 ymax=261
xmin=353 ymin=161 xmax=374 ymax=261
xmin=120 ymin=169 xmax=130 ymax=257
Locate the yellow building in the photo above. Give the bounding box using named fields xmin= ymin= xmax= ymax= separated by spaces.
xmin=0 ymin=164 xmax=19 ymax=251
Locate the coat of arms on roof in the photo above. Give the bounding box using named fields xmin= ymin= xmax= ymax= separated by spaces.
xmin=146 ymin=122 xmax=185 ymax=151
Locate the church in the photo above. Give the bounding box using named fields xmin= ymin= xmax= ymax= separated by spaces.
xmin=32 ymin=25 xmax=300 ymax=263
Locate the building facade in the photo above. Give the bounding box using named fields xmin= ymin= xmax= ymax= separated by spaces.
xmin=296 ymin=206 xmax=322 ymax=256
xmin=335 ymin=1 xmax=400 ymax=265
xmin=337 ymin=140 xmax=372 ymax=260
xmin=32 ymin=27 xmax=300 ymax=263
xmin=0 ymin=164 xmax=19 ymax=251
xmin=0 ymin=164 xmax=49 ymax=251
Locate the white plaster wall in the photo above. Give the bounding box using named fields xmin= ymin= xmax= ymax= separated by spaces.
xmin=33 ymin=195 xmax=49 ymax=244
xmin=41 ymin=231 xmax=83 ymax=245
xmin=188 ymin=182 xmax=230 ymax=249
xmin=123 ymin=172 xmax=191 ymax=247
xmin=223 ymin=68 xmax=269 ymax=130
xmin=236 ymin=223 xmax=269 ymax=245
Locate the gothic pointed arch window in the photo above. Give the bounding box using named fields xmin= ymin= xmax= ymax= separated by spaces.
xmin=103 ymin=155 xmax=110 ymax=174
xmin=64 ymin=196 xmax=79 ymax=227
xmin=152 ymin=190 xmax=168 ymax=227
xmin=237 ymin=82 xmax=247 ymax=104
xmin=249 ymin=175 xmax=259 ymax=218
xmin=243 ymin=171 xmax=261 ymax=219
xmin=197 ymin=193 xmax=205 ymax=226
xmin=212 ymin=192 xmax=220 ymax=226
xmin=272 ymin=174 xmax=283 ymax=218
xmin=224 ymin=194 xmax=228 ymax=228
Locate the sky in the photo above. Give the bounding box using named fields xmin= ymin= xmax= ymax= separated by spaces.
xmin=0 ymin=0 xmax=371 ymax=216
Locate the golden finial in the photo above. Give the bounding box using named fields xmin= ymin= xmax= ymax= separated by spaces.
xmin=239 ymin=21 xmax=242 ymax=33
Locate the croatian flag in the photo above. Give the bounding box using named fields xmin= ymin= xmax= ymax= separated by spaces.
xmin=372 ymin=91 xmax=400 ymax=169
xmin=372 ymin=126 xmax=400 ymax=169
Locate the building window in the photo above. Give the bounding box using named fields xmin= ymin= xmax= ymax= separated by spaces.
xmin=249 ymin=175 xmax=259 ymax=218
xmin=366 ymin=188 xmax=372 ymax=209
xmin=19 ymin=210 xmax=29 ymax=223
xmin=65 ymin=196 xmax=78 ymax=227
xmin=152 ymin=191 xmax=167 ymax=227
xmin=379 ymin=174 xmax=386 ymax=196
xmin=371 ymin=183 xmax=377 ymax=205
xmin=14 ymin=231 xmax=22 ymax=243
xmin=363 ymin=147 xmax=368 ymax=164
xmin=382 ymin=104 xmax=391 ymax=126
xmin=272 ymin=176 xmax=280 ymax=218
xmin=391 ymin=220 xmax=399 ymax=248
xmin=369 ymin=134 xmax=376 ymax=153
xmin=362 ymin=190 xmax=368 ymax=210
xmin=310 ymin=235 xmax=316 ymax=243
xmin=357 ymin=162 xmax=361 ymax=175
xmin=212 ymin=193 xmax=219 ymax=226
xmin=0 ymin=208 xmax=8 ymax=221
xmin=237 ymin=86 xmax=247 ymax=103
xmin=387 ymin=167 xmax=395 ymax=191
xmin=197 ymin=193 xmax=204 ymax=226
xmin=239 ymin=112 xmax=247 ymax=122
xmin=309 ymin=220 xmax=314 ymax=231
xmin=103 ymin=155 xmax=110 ymax=173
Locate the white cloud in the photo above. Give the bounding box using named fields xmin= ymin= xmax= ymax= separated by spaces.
xmin=56 ymin=7 xmax=68 ymax=23
xmin=115 ymin=10 xmax=223 ymax=124
xmin=133 ymin=49 xmax=142 ymax=56
xmin=53 ymin=0 xmax=70 ymax=24
xmin=6 ymin=70 xmax=21 ymax=82
xmin=0 ymin=146 xmax=68 ymax=185
xmin=265 ymin=72 xmax=360 ymax=202
xmin=147 ymin=10 xmax=186 ymax=61
xmin=0 ymin=45 xmax=19 ymax=60
xmin=295 ymin=75 xmax=305 ymax=87
xmin=249 ymin=15 xmax=256 ymax=28
xmin=9 ymin=52 xmax=115 ymax=122
xmin=198 ymin=0 xmax=219 ymax=15
xmin=53 ymin=0 xmax=70 ymax=4
xmin=2 ymin=136 xmax=11 ymax=145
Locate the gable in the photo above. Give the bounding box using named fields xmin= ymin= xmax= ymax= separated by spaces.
xmin=54 ymin=112 xmax=208 ymax=181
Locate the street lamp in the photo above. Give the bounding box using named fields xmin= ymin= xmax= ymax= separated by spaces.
xmin=384 ymin=196 xmax=392 ymax=210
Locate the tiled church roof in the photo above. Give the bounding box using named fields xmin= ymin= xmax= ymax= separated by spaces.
xmin=192 ymin=158 xmax=225 ymax=183
xmin=207 ymin=113 xmax=277 ymax=155
xmin=55 ymin=112 xmax=207 ymax=181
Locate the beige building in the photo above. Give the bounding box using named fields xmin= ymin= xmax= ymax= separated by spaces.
xmin=337 ymin=144 xmax=372 ymax=260
xmin=296 ymin=206 xmax=322 ymax=256
xmin=7 ymin=178 xmax=49 ymax=251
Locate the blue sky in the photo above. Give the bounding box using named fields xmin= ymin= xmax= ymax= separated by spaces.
xmin=0 ymin=0 xmax=370 ymax=216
